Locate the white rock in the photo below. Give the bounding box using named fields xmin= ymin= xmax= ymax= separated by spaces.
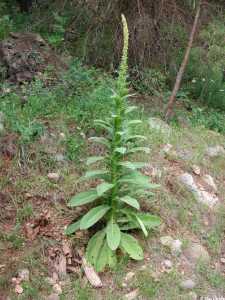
xmin=163 ymin=259 xmax=173 ymax=269
xmin=179 ymin=173 xmax=199 ymax=193
xmin=160 ymin=236 xmax=182 ymax=256
xmin=198 ymin=190 xmax=219 ymax=208
xmin=162 ymin=143 xmax=173 ymax=154
xmin=179 ymin=173 xmax=219 ymax=208
xmin=47 ymin=172 xmax=60 ymax=182
xmin=18 ymin=269 xmax=30 ymax=282
xmin=149 ymin=117 xmax=171 ymax=136
xmin=192 ymin=165 xmax=201 ymax=175
xmin=220 ymin=257 xmax=225 ymax=264
xmin=15 ymin=284 xmax=23 ymax=294
xmin=53 ymin=283 xmax=62 ymax=295
xmin=160 ymin=236 xmax=174 ymax=247
xmin=180 ymin=279 xmax=196 ymax=290
xmin=124 ymin=272 xmax=135 ymax=282
xmin=188 ymin=292 xmax=198 ymax=300
xmin=124 ymin=289 xmax=139 ymax=300
xmin=202 ymin=175 xmax=217 ymax=192
xmin=206 ymin=145 xmax=225 ymax=157
xmin=184 ymin=243 xmax=210 ymax=265
xmin=47 ymin=294 xmax=60 ymax=300
xmin=170 ymin=239 xmax=182 ymax=256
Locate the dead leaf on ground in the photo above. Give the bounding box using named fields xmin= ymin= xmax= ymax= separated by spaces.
xmin=82 ymin=257 xmax=102 ymax=288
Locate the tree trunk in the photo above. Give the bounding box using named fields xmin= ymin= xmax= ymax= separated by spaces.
xmin=164 ymin=1 xmax=202 ymax=122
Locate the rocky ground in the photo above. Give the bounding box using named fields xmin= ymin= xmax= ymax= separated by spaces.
xmin=0 ymin=109 xmax=225 ymax=299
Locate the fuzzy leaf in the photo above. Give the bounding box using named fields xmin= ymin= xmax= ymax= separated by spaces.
xmin=137 ymin=213 xmax=161 ymax=229
xmin=97 ymin=182 xmax=114 ymax=197
xmin=127 ymin=120 xmax=142 ymax=126
xmin=120 ymin=233 xmax=144 ymax=260
xmin=125 ymin=106 xmax=137 ymax=114
xmin=95 ymin=240 xmax=117 ymax=272
xmin=127 ymin=147 xmax=150 ymax=154
xmin=119 ymin=171 xmax=158 ymax=189
xmin=84 ymin=170 xmax=108 ymax=180
xmin=106 ymin=220 xmax=121 ymax=250
xmin=68 ymin=190 xmax=98 ymax=207
xmin=120 ymin=196 xmax=140 ymax=210
xmin=94 ymin=120 xmax=112 ymax=134
xmin=125 ymin=135 xmax=147 ymax=142
xmin=65 ymin=220 xmax=81 ymax=235
xmin=86 ymin=230 xmax=106 ymax=267
xmin=119 ymin=161 xmax=146 ymax=170
xmin=115 ymin=147 xmax=127 ymax=154
xmin=136 ymin=216 xmax=148 ymax=237
xmin=89 ymin=137 xmax=110 ymax=148
xmin=86 ymin=156 xmax=104 ymax=165
xmin=80 ymin=205 xmax=110 ymax=230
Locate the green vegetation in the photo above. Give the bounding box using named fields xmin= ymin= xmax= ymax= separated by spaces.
xmin=0 ymin=1 xmax=225 ymax=299
xmin=66 ymin=15 xmax=161 ymax=271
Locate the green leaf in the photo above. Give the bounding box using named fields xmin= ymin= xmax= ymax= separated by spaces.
xmin=120 ymin=196 xmax=140 ymax=210
xmin=94 ymin=120 xmax=113 ymax=134
xmin=86 ymin=156 xmax=104 ymax=165
xmin=137 ymin=213 xmax=161 ymax=229
xmin=86 ymin=230 xmax=106 ymax=267
xmin=106 ymin=220 xmax=121 ymax=250
xmin=120 ymin=233 xmax=144 ymax=260
xmin=84 ymin=170 xmax=108 ymax=180
xmin=125 ymin=135 xmax=147 ymax=142
xmin=115 ymin=147 xmax=127 ymax=154
xmin=135 ymin=216 xmax=148 ymax=237
xmin=80 ymin=205 xmax=110 ymax=230
xmin=97 ymin=182 xmax=114 ymax=196
xmin=119 ymin=171 xmax=158 ymax=189
xmin=127 ymin=120 xmax=142 ymax=126
xmin=89 ymin=137 xmax=110 ymax=148
xmin=65 ymin=220 xmax=80 ymax=235
xmin=68 ymin=190 xmax=98 ymax=207
xmin=125 ymin=106 xmax=137 ymax=114
xmin=127 ymin=147 xmax=150 ymax=154
xmin=119 ymin=161 xmax=146 ymax=170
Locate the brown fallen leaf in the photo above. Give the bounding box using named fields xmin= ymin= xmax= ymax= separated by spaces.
xmin=82 ymin=258 xmax=102 ymax=288
xmin=54 ymin=254 xmax=67 ymax=280
xmin=62 ymin=241 xmax=72 ymax=257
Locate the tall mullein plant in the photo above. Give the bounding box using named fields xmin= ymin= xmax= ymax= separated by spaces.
xmin=66 ymin=15 xmax=161 ymax=271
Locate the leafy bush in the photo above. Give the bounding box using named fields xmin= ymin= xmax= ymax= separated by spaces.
xmin=66 ymin=15 xmax=161 ymax=271
xmin=0 ymin=15 xmax=13 ymax=40
xmin=172 ymin=20 xmax=225 ymax=110
xmin=131 ymin=67 xmax=167 ymax=96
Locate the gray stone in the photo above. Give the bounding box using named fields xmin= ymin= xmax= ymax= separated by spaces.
xmin=202 ymin=174 xmax=217 ymax=192
xmin=18 ymin=268 xmax=30 ymax=282
xmin=160 ymin=236 xmax=182 ymax=256
xmin=54 ymin=154 xmax=67 ymax=163
xmin=47 ymin=172 xmax=60 ymax=183
xmin=163 ymin=259 xmax=173 ymax=269
xmin=149 ymin=117 xmax=171 ymax=136
xmin=188 ymin=291 xmax=198 ymax=300
xmin=47 ymin=294 xmax=60 ymax=300
xmin=125 ymin=289 xmax=139 ymax=300
xmin=206 ymin=145 xmax=225 ymax=157
xmin=180 ymin=279 xmax=196 ymax=290
xmin=179 ymin=173 xmax=219 ymax=208
xmin=184 ymin=243 xmax=210 ymax=265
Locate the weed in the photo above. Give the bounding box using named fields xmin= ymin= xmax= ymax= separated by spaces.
xmin=66 ymin=15 xmax=161 ymax=271
xmin=16 ymin=203 xmax=33 ymax=224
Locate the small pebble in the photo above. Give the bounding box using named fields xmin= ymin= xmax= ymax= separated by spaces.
xmin=47 ymin=172 xmax=60 ymax=183
xmin=163 ymin=259 xmax=173 ymax=269
xmin=53 ymin=283 xmax=62 ymax=295
xmin=180 ymin=279 xmax=196 ymax=290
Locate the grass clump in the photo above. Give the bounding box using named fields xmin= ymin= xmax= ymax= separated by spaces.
xmin=66 ymin=15 xmax=161 ymax=271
